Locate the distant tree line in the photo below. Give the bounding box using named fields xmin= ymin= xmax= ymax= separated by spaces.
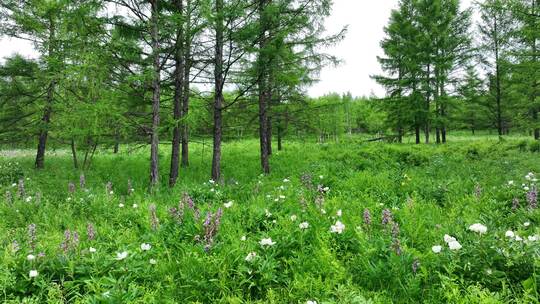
xmin=374 ymin=0 xmax=539 ymax=143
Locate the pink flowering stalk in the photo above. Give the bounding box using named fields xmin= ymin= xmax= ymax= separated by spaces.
xmin=87 ymin=223 xmax=96 ymax=241
xmin=28 ymin=223 xmax=36 ymax=252
xmin=202 ymin=208 xmax=223 ymax=251
xmin=79 ymin=173 xmax=86 ymax=189
xmin=527 ymin=186 xmax=537 ymax=209
xmin=363 ymin=208 xmax=372 ymax=227
xmin=68 ymin=182 xmax=76 ymax=194
xmin=382 ymin=209 xmax=393 ymax=226
xmin=149 ymin=204 xmax=159 ymax=230
xmin=18 ymin=179 xmax=25 ymax=198
xmin=5 ymin=191 xmax=13 ymax=206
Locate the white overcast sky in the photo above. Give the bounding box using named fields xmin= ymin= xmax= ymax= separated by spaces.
xmin=0 ymin=0 xmax=476 ymax=98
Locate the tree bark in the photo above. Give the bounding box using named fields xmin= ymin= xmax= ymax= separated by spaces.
xmin=211 ymin=0 xmax=224 ymax=182
xmin=267 ymin=115 xmax=272 ymax=156
xmin=415 ymin=124 xmax=420 ymax=144
xmin=257 ymin=0 xmax=270 ymax=174
xmin=169 ymin=0 xmax=185 ymax=187
xmin=35 ymin=18 xmax=56 ymax=169
xmin=71 ymin=138 xmax=78 ymax=169
xmin=277 ymin=124 xmax=283 ymax=151
xmin=149 ymin=0 xmax=161 ymax=188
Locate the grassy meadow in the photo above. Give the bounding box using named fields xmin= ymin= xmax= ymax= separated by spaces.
xmin=1 ymin=135 xmax=540 ymax=303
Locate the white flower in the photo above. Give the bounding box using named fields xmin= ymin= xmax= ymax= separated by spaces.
xmin=486 ymin=269 xmax=493 ymax=275
xmin=210 ymin=188 xmax=215 ymax=192
xmin=140 ymin=243 xmax=151 ymax=251
xmin=240 ymin=235 xmax=246 ymax=241
xmin=323 ymin=187 xmax=329 ymax=192
xmin=132 ymin=204 xmax=138 ymax=208
xmin=448 ymin=240 xmax=462 ymax=250
xmin=444 ymin=234 xmax=456 ymax=243
xmin=224 ymin=201 xmax=233 ymax=208
xmin=432 ymin=245 xmax=442 ymax=254
xmin=279 ymin=185 xmax=285 ymax=190
xmin=11 ymin=183 xmax=16 ymax=187
xmin=209 ymin=179 xmax=215 ymax=184
xmin=29 ymin=270 xmax=38 ymax=278
xmin=102 ymin=291 xmax=111 ymax=298
xmin=118 ymin=203 xmax=125 ymax=208
xmin=149 ymin=258 xmax=157 ymax=265
xmin=468 ymin=223 xmax=487 ymax=234
xmin=109 ymin=191 xmax=114 ymax=195
xmin=330 ymin=220 xmax=345 ymax=234
xmin=505 ymin=230 xmax=515 ymax=238
xmin=336 ymin=209 xmax=342 ymax=217
xmin=299 ymin=222 xmax=309 ymax=230
xmin=320 ymin=209 xmax=326 ymax=214
xmin=283 ymin=178 xmax=290 ymax=183
xmin=245 ymin=251 xmax=257 ymax=262
xmin=279 ymin=195 xmax=286 ymax=199
xmin=27 ymin=254 xmax=36 ymax=261
xmin=523 ymin=222 xmax=530 ymax=227
xmin=290 ymin=214 xmax=297 ymax=221
xmin=115 ymin=251 xmax=128 ymax=260
xmin=528 ymin=235 xmax=539 ymax=242
xmin=307 ymin=301 xmax=318 ymax=304
xmin=25 ymin=196 xmax=32 ymax=202
xmin=508 ymin=180 xmax=514 ymax=186
xmin=265 ymin=209 xmax=272 ymax=217
xmin=89 ymin=247 xmax=97 ymax=253
xmin=259 ymin=238 xmax=276 ymax=247
xmin=319 ymin=175 xmax=324 ymax=179
xmin=515 ymin=235 xmax=523 ymax=241
xmin=524 ymin=186 xmax=530 ymax=191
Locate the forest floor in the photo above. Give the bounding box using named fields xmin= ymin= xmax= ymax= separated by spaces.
xmin=1 ymin=135 xmax=539 ymax=303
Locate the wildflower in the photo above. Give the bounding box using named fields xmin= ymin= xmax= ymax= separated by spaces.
xmin=27 ymin=254 xmax=36 ymax=261
xmin=448 ymin=240 xmax=462 ymax=250
xmin=259 ymin=238 xmax=276 ymax=247
xmin=307 ymin=301 xmax=318 ymax=304
xmin=224 ymin=201 xmax=233 ymax=208
xmin=118 ymin=203 xmax=125 ymax=208
xmin=299 ymin=222 xmax=309 ymax=230
xmin=474 ymin=184 xmax=482 ymax=198
xmin=444 ymin=234 xmax=456 ymax=243
xmin=68 ymin=182 xmax=75 ymax=194
xmin=241 ymin=235 xmax=246 ymax=241
xmin=89 ymin=247 xmax=97 ymax=253
xmin=432 ymin=245 xmax=442 ymax=253
xmin=79 ymin=173 xmax=86 ymax=188
xmin=28 ymin=224 xmax=36 ymax=252
xmin=245 ymin=252 xmax=257 ymax=262
xmin=283 ymin=178 xmax=290 ymax=183
xmin=515 ymin=235 xmax=523 ymax=241
xmin=87 ymin=223 xmax=96 ymax=241
xmin=336 ymin=209 xmax=342 ymax=217
xmin=141 ymin=243 xmax=151 ymax=251
xmin=25 ymin=196 xmax=32 ymax=203
xmin=5 ymin=191 xmax=13 ymax=206
xmin=61 ymin=230 xmax=71 ymax=253
xmin=528 ymin=235 xmax=539 ymax=242
xmin=11 ymin=240 xmax=20 ymax=252
xmin=330 ymin=220 xmax=345 ymax=234
xmin=527 ymin=186 xmax=537 ymax=209
xmin=209 ymin=179 xmax=215 ymax=184
xmin=18 ymin=179 xmax=25 ymax=198
xmin=505 ymin=230 xmax=515 ymax=238
xmin=149 ymin=204 xmax=159 ymax=230
xmin=524 ymin=222 xmax=530 ymax=227
xmin=29 ymin=270 xmax=38 ymax=278
xmin=265 ymin=209 xmax=272 ymax=217
xmin=106 ymin=181 xmax=113 ymax=195
xmin=363 ymin=208 xmax=372 ymax=226
xmin=508 ymin=180 xmax=514 ymax=186
xmin=320 ymin=209 xmax=326 ymax=214
xmin=468 ymin=223 xmax=488 ymax=234
xmin=486 ymin=269 xmax=493 ymax=275
xmin=149 ymin=258 xmax=157 ymax=265
xmin=132 ymin=204 xmax=138 ymax=208
xmin=382 ymin=209 xmax=393 ymax=226
xmin=512 ymin=198 xmax=520 ymax=210
xmin=115 ymin=251 xmax=128 ymax=260
xmin=279 ymin=195 xmax=286 ymax=199
xmin=127 ymin=179 xmax=134 ymax=195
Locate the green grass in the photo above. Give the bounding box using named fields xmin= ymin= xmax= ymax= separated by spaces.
xmin=1 ymin=136 xmax=540 ymax=303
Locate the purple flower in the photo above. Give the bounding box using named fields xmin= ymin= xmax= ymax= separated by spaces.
xmin=412 ymin=259 xmax=420 ymax=274
xmin=149 ymin=204 xmax=159 ymax=230
xmin=12 ymin=240 xmax=20 ymax=252
xmin=527 ymin=186 xmax=537 ymax=209
xmin=61 ymin=230 xmax=71 ymax=253
xmin=512 ymin=198 xmax=520 ymax=211
xmin=382 ymin=209 xmax=393 ymax=226
xmin=18 ymin=179 xmax=25 ymax=198
xmin=79 ymin=173 xmax=86 ymax=189
xmin=28 ymin=224 xmax=36 ymax=252
xmin=182 ymin=193 xmax=194 ymax=209
xmin=68 ymin=182 xmax=76 ymax=194
xmin=106 ymin=181 xmax=113 ymax=195
xmin=5 ymin=191 xmax=13 ymax=206
xmin=363 ymin=208 xmax=372 ymax=226
xmin=474 ymin=184 xmax=482 ymax=199
xmin=87 ymin=223 xmax=96 ymax=241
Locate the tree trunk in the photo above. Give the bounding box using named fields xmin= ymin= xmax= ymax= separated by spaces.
xmin=169 ymin=0 xmax=185 ymax=187
xmin=181 ymin=0 xmax=192 ymax=168
xmin=149 ymin=0 xmax=161 ymax=188
xmin=267 ymin=115 xmax=272 ymax=156
xmin=436 ymin=128 xmax=441 ymax=144
xmin=257 ymin=0 xmax=270 ymax=174
xmin=71 ymin=138 xmax=78 ymax=169
xmin=35 ymin=18 xmax=56 ymax=169
xmin=424 ymin=64 xmax=431 ymax=144
xmin=277 ymin=124 xmax=283 ymax=151
xmin=415 ymin=124 xmax=420 ymax=144
xmin=211 ymin=0 xmax=224 ymax=182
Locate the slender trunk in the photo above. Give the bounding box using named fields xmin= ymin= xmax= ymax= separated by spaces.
xmin=257 ymin=0 xmax=270 ymax=174
xmin=71 ymin=138 xmax=78 ymax=169
xmin=532 ymin=2 xmax=538 ymax=140
xmin=211 ymin=0 xmax=224 ymax=182
xmin=415 ymin=124 xmax=420 ymax=144
xmin=181 ymin=0 xmax=192 ymax=168
xmin=267 ymin=115 xmax=272 ymax=156
xmin=277 ymin=124 xmax=283 ymax=151
xmin=494 ymin=17 xmax=503 ymax=137
xmin=35 ymin=18 xmax=56 ymax=169
xmin=169 ymin=0 xmax=185 ymax=187
xmin=436 ymin=128 xmax=441 ymax=144
xmin=424 ymin=64 xmax=430 ymax=144
xmin=441 ymin=104 xmax=447 ymax=143
xmin=113 ymin=131 xmax=119 ymax=153
xmin=149 ymin=0 xmax=161 ymax=188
